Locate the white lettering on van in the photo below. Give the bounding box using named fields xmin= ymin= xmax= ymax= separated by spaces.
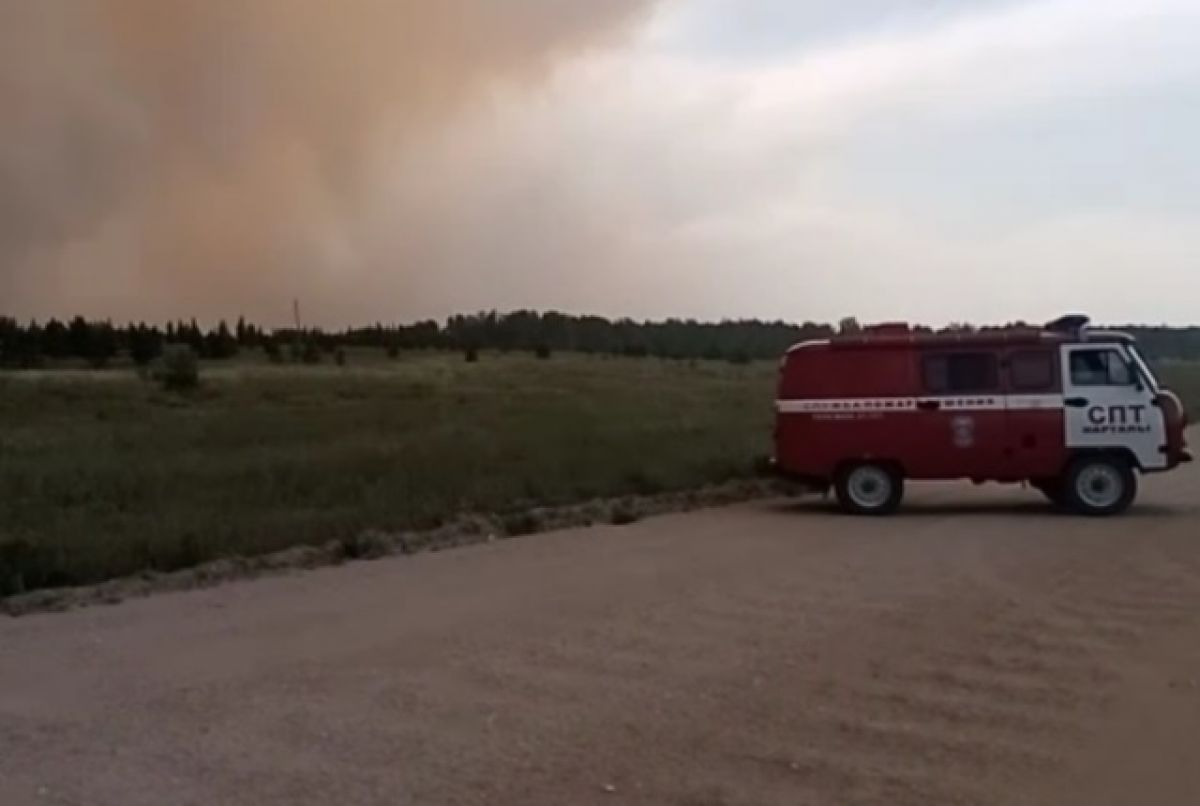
xmin=1084 ymin=405 xmax=1152 ymax=435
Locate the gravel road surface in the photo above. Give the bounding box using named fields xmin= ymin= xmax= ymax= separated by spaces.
xmin=3 ymin=465 xmax=1200 ymax=805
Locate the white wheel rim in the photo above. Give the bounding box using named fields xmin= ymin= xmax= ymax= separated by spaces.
xmin=848 ymin=466 xmax=892 ymax=509
xmin=1076 ymin=464 xmax=1124 ymax=509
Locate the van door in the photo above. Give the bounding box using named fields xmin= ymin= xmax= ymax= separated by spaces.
xmin=913 ymin=350 xmax=1007 ymax=479
xmin=1004 ymin=348 xmax=1067 ymax=478
xmin=1061 ymin=344 xmax=1167 ymax=471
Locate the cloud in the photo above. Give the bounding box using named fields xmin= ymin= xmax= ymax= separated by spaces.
xmin=371 ymin=0 xmax=1199 ymax=324
xmin=0 ymin=0 xmax=650 ymax=322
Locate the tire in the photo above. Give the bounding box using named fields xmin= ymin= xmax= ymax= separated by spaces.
xmin=1062 ymin=455 xmax=1138 ymax=517
xmin=835 ymin=462 xmax=904 ymax=516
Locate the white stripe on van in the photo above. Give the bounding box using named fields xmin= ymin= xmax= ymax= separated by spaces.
xmin=1005 ymin=394 xmax=1066 ymax=410
xmin=776 ymin=398 xmax=918 ymax=414
xmin=776 ymin=395 xmax=1064 ymax=415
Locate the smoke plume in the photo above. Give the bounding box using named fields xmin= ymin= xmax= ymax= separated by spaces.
xmin=0 ymin=0 xmax=649 ymax=322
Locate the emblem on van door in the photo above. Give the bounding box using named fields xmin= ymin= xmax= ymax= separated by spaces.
xmin=952 ymin=416 xmax=976 ymax=448
xmin=1085 ymin=405 xmax=1152 ymax=435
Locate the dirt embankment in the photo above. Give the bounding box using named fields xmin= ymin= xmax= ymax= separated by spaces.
xmin=1 ymin=479 xmax=784 ymax=617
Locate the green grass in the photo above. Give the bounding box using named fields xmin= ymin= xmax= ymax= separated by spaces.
xmin=0 ymin=352 xmax=776 ymax=593
xmin=1159 ymin=362 xmax=1200 ymax=420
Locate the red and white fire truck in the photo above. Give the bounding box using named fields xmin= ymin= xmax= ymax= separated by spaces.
xmin=773 ymin=316 xmax=1191 ymax=516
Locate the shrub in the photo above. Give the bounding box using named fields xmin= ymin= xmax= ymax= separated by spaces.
xmin=752 ymin=454 xmax=777 ymax=477
xmin=534 ymin=344 xmax=552 ymax=360
xmin=610 ymin=502 xmax=641 ymax=526
xmin=156 ymin=344 xmax=200 ymax=391
xmin=338 ymin=531 xmax=391 ymax=561
xmin=728 ymin=350 xmax=752 ymax=365
xmin=263 ymin=339 xmax=284 ymax=363
xmin=0 ymin=539 xmax=36 ymax=596
xmin=302 ymin=340 xmax=322 ymax=364
xmin=501 ymin=512 xmax=541 ymax=537
xmin=386 ymin=342 xmax=400 ymax=360
xmin=129 ymin=332 xmax=162 ymax=368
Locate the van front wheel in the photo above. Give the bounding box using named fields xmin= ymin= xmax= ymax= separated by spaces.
xmin=1063 ymin=456 xmax=1137 ymax=517
xmin=836 ymin=462 xmax=904 ymax=516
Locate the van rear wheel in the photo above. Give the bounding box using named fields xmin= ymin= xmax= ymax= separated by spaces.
xmin=1063 ymin=456 xmax=1137 ymax=517
xmin=836 ymin=462 xmax=904 ymax=516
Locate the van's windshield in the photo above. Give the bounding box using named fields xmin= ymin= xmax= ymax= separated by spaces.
xmin=1127 ymin=344 xmax=1161 ymax=393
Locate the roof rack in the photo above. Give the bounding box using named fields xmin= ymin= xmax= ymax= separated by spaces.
xmin=862 ymin=323 xmax=911 ymax=336
xmin=1044 ymin=314 xmax=1091 ymax=336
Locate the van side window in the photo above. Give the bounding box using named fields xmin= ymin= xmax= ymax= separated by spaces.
xmin=923 ymin=353 xmax=998 ymax=395
xmin=1010 ymin=351 xmax=1056 ymax=392
xmin=1070 ymin=349 xmax=1135 ymax=387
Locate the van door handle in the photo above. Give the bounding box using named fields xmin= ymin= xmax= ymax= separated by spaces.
xmin=1065 ymin=397 xmax=1090 ymax=408
xmin=917 ymin=400 xmax=941 ymax=411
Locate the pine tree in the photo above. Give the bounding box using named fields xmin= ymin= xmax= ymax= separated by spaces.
xmin=67 ymin=316 xmax=91 ymax=359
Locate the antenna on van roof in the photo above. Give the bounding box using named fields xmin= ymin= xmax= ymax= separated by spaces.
xmin=1044 ymin=314 xmax=1091 ymax=335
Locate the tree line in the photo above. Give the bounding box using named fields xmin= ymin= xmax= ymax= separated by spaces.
xmin=2 ymin=312 xmax=1199 ymax=369
xmin=0 ymin=316 xmax=253 ymax=368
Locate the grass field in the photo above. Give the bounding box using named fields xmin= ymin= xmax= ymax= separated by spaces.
xmin=1157 ymin=361 xmax=1200 ymax=417
xmin=0 ymin=352 xmax=777 ymax=593
xmin=2 ymin=353 xmax=1197 ymax=597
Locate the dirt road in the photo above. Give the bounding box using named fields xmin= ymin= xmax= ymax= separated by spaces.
xmin=3 ymin=466 xmax=1200 ymax=806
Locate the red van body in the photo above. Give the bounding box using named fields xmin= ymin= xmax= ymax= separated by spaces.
xmin=773 ymin=318 xmax=1190 ymax=515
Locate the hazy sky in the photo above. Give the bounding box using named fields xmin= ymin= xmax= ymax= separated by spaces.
xmin=3 ymin=0 xmax=1198 ymax=326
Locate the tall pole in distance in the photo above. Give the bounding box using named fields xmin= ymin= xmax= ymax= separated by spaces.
xmin=293 ymin=298 xmax=303 ymax=360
